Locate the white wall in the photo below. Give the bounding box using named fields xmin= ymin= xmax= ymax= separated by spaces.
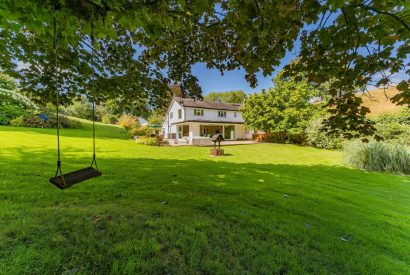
xmin=162 ymin=100 xmax=246 ymax=139
xmin=185 ymin=107 xmax=243 ymax=123
xmin=190 ymin=123 xmax=200 ymax=139
xmin=162 ymin=100 xmax=184 ymax=138
xmin=235 ymin=124 xmax=246 ymax=139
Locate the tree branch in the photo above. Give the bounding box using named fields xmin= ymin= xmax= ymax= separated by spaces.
xmin=351 ymin=3 xmax=410 ymax=33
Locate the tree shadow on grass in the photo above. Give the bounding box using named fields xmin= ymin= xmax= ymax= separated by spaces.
xmin=0 ymin=148 xmax=409 ymax=274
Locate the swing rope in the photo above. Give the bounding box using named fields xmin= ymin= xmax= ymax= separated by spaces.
xmin=50 ymin=7 xmax=101 ymax=189
xmin=53 ymin=11 xmax=64 ymax=182
xmin=90 ymin=18 xmax=98 ymax=170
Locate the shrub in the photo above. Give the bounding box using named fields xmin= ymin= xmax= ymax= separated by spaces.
xmin=0 ymin=88 xmax=37 ymax=125
xmin=135 ymin=136 xmax=157 ymax=146
xmin=374 ymin=109 xmax=410 ymax=145
xmin=265 ymin=132 xmax=306 ymax=144
xmin=344 ymin=140 xmax=410 ymax=174
xmin=9 ymin=116 xmax=25 ymax=126
xmin=0 ymin=104 xmax=27 ymax=125
xmin=129 ymin=126 xmax=151 ymax=137
xmin=63 ymin=99 xmax=93 ymax=120
xmin=305 ymin=118 xmax=345 ymax=149
xmin=117 ymin=114 xmax=140 ymax=130
xmin=8 ymin=113 xmax=81 ymax=129
xmin=101 ymin=113 xmax=118 ymax=124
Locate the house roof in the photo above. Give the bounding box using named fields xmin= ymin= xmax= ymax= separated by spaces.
xmin=174 ymin=97 xmax=242 ymax=111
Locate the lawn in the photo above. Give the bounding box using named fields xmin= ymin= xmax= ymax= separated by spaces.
xmin=0 ymin=122 xmax=409 ymax=274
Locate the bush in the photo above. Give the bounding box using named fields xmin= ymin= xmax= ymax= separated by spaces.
xmin=117 ymin=114 xmax=142 ymax=138
xmin=8 ymin=113 xmax=81 ymax=129
xmin=63 ymin=99 xmax=93 ymax=120
xmin=0 ymin=88 xmax=37 ymax=125
xmin=9 ymin=116 xmax=25 ymax=126
xmin=129 ymin=126 xmax=151 ymax=137
xmin=265 ymin=132 xmax=306 ymax=144
xmin=117 ymin=114 xmax=139 ymax=130
xmin=374 ymin=109 xmax=410 ymax=145
xmin=101 ymin=113 xmax=118 ymax=124
xmin=305 ymin=118 xmax=345 ymax=149
xmin=135 ymin=136 xmax=157 ymax=146
xmin=344 ymin=140 xmax=410 ymax=174
xmin=0 ymin=104 xmax=27 ymax=125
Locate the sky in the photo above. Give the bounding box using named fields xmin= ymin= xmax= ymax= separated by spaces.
xmin=191 ymin=45 xmax=300 ymax=96
xmin=192 ymin=44 xmax=409 ymax=96
xmin=191 ymin=10 xmax=409 ymax=97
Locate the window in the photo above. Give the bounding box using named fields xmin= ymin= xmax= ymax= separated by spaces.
xmin=234 ymin=112 xmax=237 ymax=118
xmin=218 ymin=111 xmax=226 ymax=117
xmin=170 ymin=112 xmax=173 ymax=119
xmin=194 ymin=109 xmax=204 ymax=116
xmin=178 ymin=109 xmax=182 ymax=119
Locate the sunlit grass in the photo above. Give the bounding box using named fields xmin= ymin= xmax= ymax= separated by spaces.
xmin=0 ymin=123 xmax=409 ymax=274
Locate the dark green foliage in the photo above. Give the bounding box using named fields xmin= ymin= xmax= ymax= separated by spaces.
xmin=0 ymin=88 xmax=37 ymax=125
xmin=204 ymin=90 xmax=247 ymax=103
xmin=1 ymin=1 xmax=408 ymax=136
xmin=305 ymin=118 xmax=345 ymax=149
xmin=10 ymin=114 xmax=81 ymax=129
xmin=265 ymin=132 xmax=306 ymax=144
xmin=283 ymin=1 xmax=410 ymax=134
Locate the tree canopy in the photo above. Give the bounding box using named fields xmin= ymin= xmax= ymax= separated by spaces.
xmin=0 ymin=0 xmax=409 ymax=135
xmin=204 ymin=90 xmax=246 ymax=103
xmin=242 ymin=74 xmax=319 ymax=141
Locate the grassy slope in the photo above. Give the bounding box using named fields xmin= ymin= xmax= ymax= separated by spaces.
xmin=359 ymin=87 xmax=402 ymax=117
xmin=0 ymin=122 xmax=409 ymax=274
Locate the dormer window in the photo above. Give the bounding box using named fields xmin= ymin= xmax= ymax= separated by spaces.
xmin=194 ymin=109 xmax=204 ymax=116
xmin=218 ymin=111 xmax=227 ymax=117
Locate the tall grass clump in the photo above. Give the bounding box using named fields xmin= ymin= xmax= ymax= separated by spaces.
xmin=345 ymin=140 xmax=410 ymax=174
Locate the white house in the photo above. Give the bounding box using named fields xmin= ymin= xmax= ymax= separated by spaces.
xmin=162 ymin=97 xmax=246 ymax=144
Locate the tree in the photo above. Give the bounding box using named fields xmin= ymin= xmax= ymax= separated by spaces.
xmin=242 ymin=75 xmax=319 ymax=142
xmin=204 ymin=90 xmax=246 ymax=103
xmin=0 ymin=1 xmax=409 ymax=136
xmin=63 ymin=98 xmax=93 ymax=120
xmin=0 ymin=72 xmax=17 ymax=90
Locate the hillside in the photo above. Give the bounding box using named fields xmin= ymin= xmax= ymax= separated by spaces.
xmin=358 ymin=86 xmax=402 ymax=117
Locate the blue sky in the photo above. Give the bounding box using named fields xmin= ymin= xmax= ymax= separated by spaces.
xmin=191 ymin=10 xmax=409 ymax=96
xmin=192 ymin=49 xmax=298 ymax=96
xmin=192 ymin=46 xmax=408 ymax=96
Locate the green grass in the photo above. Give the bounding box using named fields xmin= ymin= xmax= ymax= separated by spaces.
xmin=1 ymin=121 xmax=410 ymax=274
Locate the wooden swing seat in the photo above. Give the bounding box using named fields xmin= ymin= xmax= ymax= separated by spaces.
xmin=50 ymin=167 xmax=101 ymax=189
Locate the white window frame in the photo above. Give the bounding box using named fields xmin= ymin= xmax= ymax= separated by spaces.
xmin=218 ymin=111 xmax=227 ymax=117
xmin=178 ymin=109 xmax=182 ymax=119
xmin=194 ymin=109 xmax=204 ymax=116
xmin=234 ymin=112 xmax=237 ymax=118
xmin=170 ymin=112 xmax=173 ymax=119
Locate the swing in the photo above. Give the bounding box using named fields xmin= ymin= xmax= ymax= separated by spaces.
xmin=49 ymin=13 xmax=101 ymax=189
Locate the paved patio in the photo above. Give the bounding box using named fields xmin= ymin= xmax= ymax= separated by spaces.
xmin=167 ymin=139 xmax=259 ymax=146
